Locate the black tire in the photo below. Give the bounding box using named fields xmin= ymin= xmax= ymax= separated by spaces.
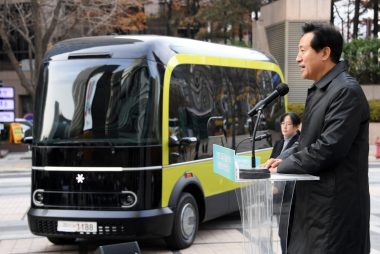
xmin=165 ymin=192 xmax=199 ymax=250
xmin=47 ymin=236 xmax=76 ymax=245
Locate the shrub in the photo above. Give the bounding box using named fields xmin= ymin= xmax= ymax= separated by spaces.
xmin=289 ymin=101 xmax=380 ymax=122
xmin=287 ymin=103 xmax=305 ymax=120
xmin=369 ymin=100 xmax=380 ymax=122
xmin=343 ymin=38 xmax=380 ymax=84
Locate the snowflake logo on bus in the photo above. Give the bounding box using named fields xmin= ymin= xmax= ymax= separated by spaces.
xmin=76 ymin=174 xmax=85 ymax=183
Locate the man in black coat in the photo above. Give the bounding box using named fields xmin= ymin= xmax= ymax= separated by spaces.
xmin=266 ymin=23 xmax=370 ymax=253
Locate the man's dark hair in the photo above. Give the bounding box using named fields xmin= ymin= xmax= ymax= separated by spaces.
xmin=302 ymin=22 xmax=343 ymax=63
xmin=280 ymin=112 xmax=301 ymax=126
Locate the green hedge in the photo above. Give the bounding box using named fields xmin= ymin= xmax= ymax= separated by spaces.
xmin=288 ymin=101 xmax=380 ymax=122
xmin=343 ymin=38 xmax=380 ymax=84
xmin=369 ymin=100 xmax=380 ymax=122
xmin=287 ymin=103 xmax=305 ymax=120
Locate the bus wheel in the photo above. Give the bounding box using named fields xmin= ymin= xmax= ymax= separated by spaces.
xmin=165 ymin=192 xmax=199 ymax=250
xmin=47 ymin=237 xmax=76 ymax=245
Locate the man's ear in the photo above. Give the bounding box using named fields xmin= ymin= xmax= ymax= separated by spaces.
xmin=321 ymin=47 xmax=331 ymax=61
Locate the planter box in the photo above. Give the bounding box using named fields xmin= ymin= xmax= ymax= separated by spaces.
xmin=370 ymin=122 xmax=380 ymax=144
xmin=362 ymin=85 xmax=380 ymax=100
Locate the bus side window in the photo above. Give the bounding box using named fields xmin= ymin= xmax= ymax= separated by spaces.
xmin=169 ymin=65 xmax=221 ymax=163
xmin=168 ymin=65 xmax=283 ymax=164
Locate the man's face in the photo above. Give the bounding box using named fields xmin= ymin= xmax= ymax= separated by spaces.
xmin=296 ymin=32 xmax=326 ymax=81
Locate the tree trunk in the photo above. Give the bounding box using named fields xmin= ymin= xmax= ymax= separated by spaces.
xmin=373 ymin=0 xmax=379 ymax=37
xmin=346 ymin=2 xmax=351 ymax=40
xmin=373 ymin=0 xmax=379 ymax=82
xmin=239 ymin=23 xmax=243 ymax=42
xmin=31 ymin=0 xmax=42 ymax=94
xmin=167 ymin=0 xmax=172 ymax=36
xmin=353 ymin=0 xmax=360 ymax=38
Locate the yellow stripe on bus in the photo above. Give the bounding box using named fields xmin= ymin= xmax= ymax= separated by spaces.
xmin=161 ymin=149 xmax=273 ymax=207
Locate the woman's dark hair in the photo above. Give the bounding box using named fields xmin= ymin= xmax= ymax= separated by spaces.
xmin=280 ymin=112 xmax=301 ymax=126
xmin=302 ymin=22 xmax=343 ymax=64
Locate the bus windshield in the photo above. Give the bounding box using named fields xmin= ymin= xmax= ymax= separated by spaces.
xmin=34 ymin=59 xmax=162 ymax=146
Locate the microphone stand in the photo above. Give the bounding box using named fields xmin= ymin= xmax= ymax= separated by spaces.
xmin=239 ymin=107 xmax=270 ymax=179
xmin=251 ymin=109 xmax=262 ymax=168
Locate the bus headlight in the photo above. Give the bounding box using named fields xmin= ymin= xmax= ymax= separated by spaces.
xmin=33 ymin=189 xmax=45 ymax=207
xmin=120 ymin=191 xmax=137 ymax=208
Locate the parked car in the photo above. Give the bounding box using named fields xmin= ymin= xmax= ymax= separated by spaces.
xmin=15 ymin=118 xmax=32 ymax=138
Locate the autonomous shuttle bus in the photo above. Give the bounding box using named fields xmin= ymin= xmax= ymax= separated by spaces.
xmin=27 ymin=35 xmax=286 ymax=249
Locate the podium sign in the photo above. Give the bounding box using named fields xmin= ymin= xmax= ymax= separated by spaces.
xmin=213 ymin=144 xmax=236 ymax=181
xmin=0 ymin=86 xmax=15 ymax=122
xmin=212 ymin=144 xmax=261 ymax=181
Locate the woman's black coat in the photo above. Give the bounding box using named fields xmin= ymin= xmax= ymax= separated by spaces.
xmin=278 ymin=62 xmax=370 ymax=254
xmin=271 ymin=132 xmax=300 ymax=252
xmin=270 ymin=133 xmax=300 ymax=159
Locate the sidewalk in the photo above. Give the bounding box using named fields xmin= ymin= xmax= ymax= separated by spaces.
xmin=0 ymin=150 xmax=31 ymax=173
xmin=0 ymin=147 xmax=379 ymax=253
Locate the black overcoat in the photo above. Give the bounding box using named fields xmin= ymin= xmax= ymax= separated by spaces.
xmin=278 ymin=61 xmax=370 ymax=254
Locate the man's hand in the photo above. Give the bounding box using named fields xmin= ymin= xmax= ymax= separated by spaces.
xmin=264 ymin=158 xmax=283 ymax=173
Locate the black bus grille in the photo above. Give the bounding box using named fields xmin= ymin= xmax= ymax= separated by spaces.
xmin=34 ymin=191 xmax=138 ymax=210
xmin=33 ymin=219 xmax=130 ymax=236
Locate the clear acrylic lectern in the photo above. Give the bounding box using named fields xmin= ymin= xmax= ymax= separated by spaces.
xmin=237 ymin=174 xmax=319 ymax=254
xmin=212 ymin=145 xmax=319 ymax=253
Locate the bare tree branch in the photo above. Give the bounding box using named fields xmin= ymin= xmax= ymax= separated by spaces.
xmin=42 ymin=0 xmax=63 ymax=48
xmin=0 ymin=21 xmax=35 ymax=97
xmin=84 ymin=1 xmax=119 ymax=36
xmin=2 ymin=2 xmax=35 ymax=52
xmin=334 ymin=3 xmax=345 ymax=37
xmin=0 ymin=0 xmax=146 ymax=104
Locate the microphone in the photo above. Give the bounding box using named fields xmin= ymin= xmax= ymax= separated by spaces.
xmin=248 ymin=83 xmax=289 ymax=117
xmin=235 ymin=131 xmax=271 ymax=151
xmin=254 ymin=131 xmax=271 ymax=141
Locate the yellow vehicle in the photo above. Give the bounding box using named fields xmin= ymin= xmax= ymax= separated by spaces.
xmin=27 ymin=35 xmax=286 ymax=249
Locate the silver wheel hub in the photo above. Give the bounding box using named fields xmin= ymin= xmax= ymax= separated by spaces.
xmin=180 ymin=203 xmax=196 ymax=239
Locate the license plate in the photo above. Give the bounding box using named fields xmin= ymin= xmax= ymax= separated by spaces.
xmin=57 ymin=220 xmax=97 ymax=233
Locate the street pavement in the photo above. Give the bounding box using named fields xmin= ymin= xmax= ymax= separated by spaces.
xmin=0 ymin=147 xmax=380 ymax=253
